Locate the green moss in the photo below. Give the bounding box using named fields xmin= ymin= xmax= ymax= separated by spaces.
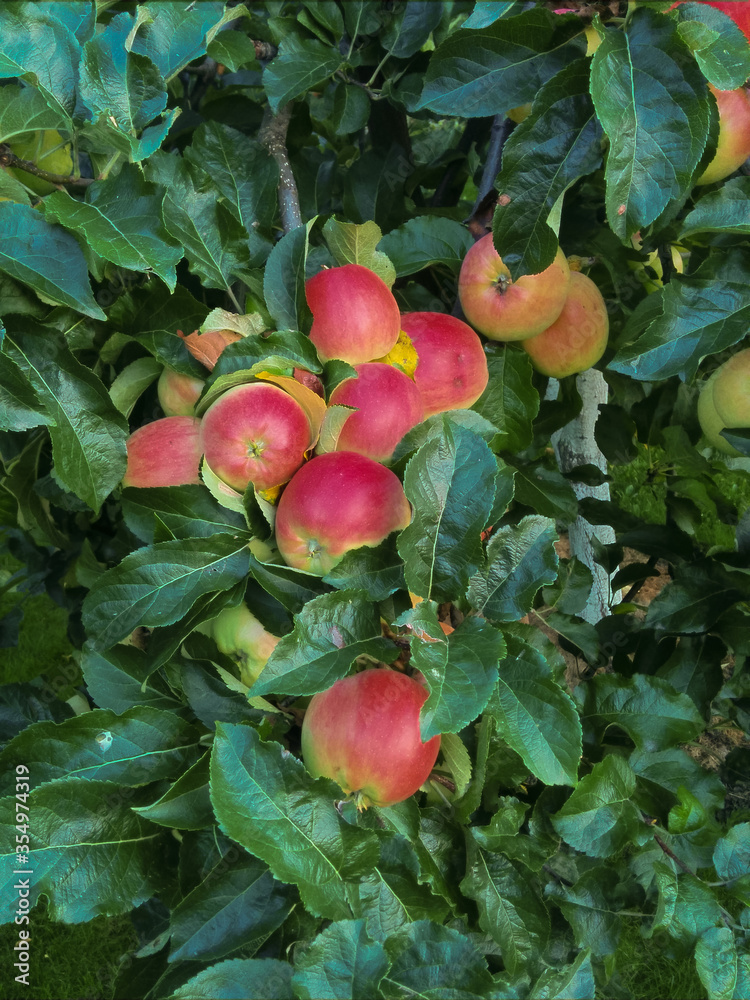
xmin=0 ymin=899 xmax=138 ymax=1000
xmin=599 ymin=920 xmax=705 ymax=1000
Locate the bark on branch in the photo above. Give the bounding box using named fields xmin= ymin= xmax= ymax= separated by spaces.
xmin=259 ymin=104 xmax=302 ymax=235
xmin=0 ymin=143 xmax=93 ymax=189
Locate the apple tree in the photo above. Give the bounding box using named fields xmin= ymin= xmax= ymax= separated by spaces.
xmin=1 ymin=2 xmax=749 ymax=998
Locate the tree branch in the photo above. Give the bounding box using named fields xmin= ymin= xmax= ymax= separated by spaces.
xmin=0 ymin=143 xmax=93 ymax=188
xmin=465 ymin=114 xmax=515 ymax=240
xmin=259 ymin=104 xmax=302 ymax=235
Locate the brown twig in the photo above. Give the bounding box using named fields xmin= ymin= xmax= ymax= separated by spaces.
xmin=654 ymin=834 xmax=696 ymax=876
xmin=430 ymin=773 xmax=457 ymax=793
xmin=0 ymin=143 xmax=93 ymax=188
xmin=259 ymin=104 xmax=302 ymax=235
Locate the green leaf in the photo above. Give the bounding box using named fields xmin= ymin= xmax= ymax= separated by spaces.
xmin=528 ymin=949 xmax=594 ymax=999
xmin=545 ymin=865 xmax=626 ymax=957
xmin=609 ymin=252 xmax=750 ymax=385
xmin=695 ymin=926 xmax=738 ymax=1000
xmin=397 ymin=602 xmax=504 ymax=741
xmin=184 ymin=121 xmax=279 ymax=232
xmin=0 ymin=203 xmax=105 ymax=319
xmin=440 ymin=733 xmax=473 ymax=799
xmin=378 ymin=216 xmax=473 ymax=278
xmin=0 ymin=778 xmax=167 ymax=923
xmin=0 ymin=706 xmax=200 ymax=793
xmin=323 ymin=536 xmax=406 ymax=602
xmin=331 ymin=81 xmax=371 ymax=136
xmin=132 ymin=754 xmax=213 ymax=832
xmin=170 ymin=959 xmax=294 ymax=1000
xmin=468 ymin=515 xmax=558 ymax=623
xmin=511 ymin=462 xmax=578 ymax=520
xmin=249 ymin=591 xmax=397 ymax=698
xmin=44 ymin=164 xmax=182 ymax=290
xmin=461 ymin=828 xmax=549 ymax=975
xmin=168 ymin=854 xmax=296 ymax=963
xmin=162 ymin=158 xmax=254 ymax=291
xmin=488 ymin=635 xmax=581 ymax=786
xmin=207 ymin=29 xmax=260 ymax=72
xmin=322 ymin=218 xmax=396 ymax=287
xmin=79 ymin=10 xmax=166 ymax=132
xmin=263 ymin=35 xmax=341 ymax=113
xmin=492 ymin=59 xmax=602 ymax=278
xmin=679 ymin=177 xmax=750 ymax=240
xmin=130 ymin=1 xmax=229 ymax=81
xmin=551 ymin=755 xmax=640 ymax=857
xmin=122 ymin=485 xmax=247 ymax=544
xmin=264 ymin=220 xmax=315 ymax=332
xmin=381 ymin=921 xmax=495 ymax=999
xmin=292 ymin=919 xmax=390 ymax=1000
xmin=0 ymin=3 xmax=79 ymax=123
xmin=472 ymin=344 xmax=539 ymax=453
xmin=399 ymin=422 xmax=497 ymax=603
xmin=714 ymin=824 xmax=750 ymax=885
xmin=212 ymin=329 xmax=322 ymax=382
xmin=644 ymin=562 xmax=746 ymax=634
xmin=109 ymin=356 xmax=162 ymax=418
xmin=4 ymin=322 xmax=128 ymax=511
xmin=0 ymin=83 xmax=68 ymax=143
xmin=82 ymin=534 xmax=251 ymax=651
xmin=80 ymin=642 xmax=180 ymax=714
xmin=656 ymin=634 xmax=724 ymax=717
xmin=590 ymin=7 xmax=711 ymax=241
xmin=418 ymin=8 xmax=585 ymax=117
xmin=582 ymin=673 xmax=705 ymax=751
xmin=210 ymin=723 xmax=379 ymax=920
xmin=675 ymin=1 xmax=750 ymax=91
xmin=381 ymin=1 xmax=443 ymax=58
xmin=0 ymin=350 xmax=51 ymax=432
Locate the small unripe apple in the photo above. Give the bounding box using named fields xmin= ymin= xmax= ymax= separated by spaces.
xmin=399 ymin=312 xmax=489 ymax=417
xmin=200 ymin=382 xmax=312 ymax=493
xmin=458 ymin=234 xmax=571 ymax=341
xmin=697 ymin=348 xmax=750 ymax=455
xmin=9 ymin=130 xmax=73 ymax=195
xmin=327 ymin=362 xmax=424 ymax=462
xmin=157 ymin=368 xmax=204 ymax=416
xmin=203 ymin=602 xmax=281 ymax=687
xmin=696 ymin=85 xmax=750 ymax=186
xmin=122 ymin=416 xmax=202 ymax=488
xmin=274 ymin=451 xmax=411 ymax=576
xmin=306 ymin=264 xmax=401 ymax=364
xmin=521 ymin=271 xmax=609 ymax=378
xmin=301 ymin=668 xmax=441 ymax=808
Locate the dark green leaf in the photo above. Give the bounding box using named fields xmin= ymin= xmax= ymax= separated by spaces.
xmin=551 ymin=755 xmax=640 ymax=857
xmin=381 ymin=1 xmax=443 ymax=58
xmin=331 ymin=82 xmax=371 ymax=136
xmin=263 ymin=35 xmax=341 ymax=113
xmin=713 ymin=824 xmax=750 ymax=885
xmin=0 ymin=83 xmax=68 ymax=142
xmin=44 ymin=164 xmax=182 ymax=290
xmin=249 ymin=591 xmax=397 ymax=698
xmin=5 ymin=322 xmax=127 ymax=511
xmin=472 ymin=344 xmax=539 ymax=453
xmin=488 ymin=635 xmax=581 ymax=786
xmin=0 ymin=350 xmax=50 ymax=432
xmin=469 ymin=515 xmax=558 ymax=622
xmin=381 ymin=921 xmax=495 ymax=999
xmin=675 ymin=1 xmax=750 ymax=90
xmin=170 ymin=959 xmax=294 ymax=1000
xmin=132 ymin=754 xmax=213 ymax=832
xmin=378 ymin=216 xmax=473 ymax=277
xmin=493 ymin=59 xmax=602 ymax=278
xmin=656 ymin=635 xmax=724 ymax=717
xmin=80 ymin=642 xmax=180 ymax=714
xmin=590 ymin=7 xmax=711 ymax=241
xmin=292 ymin=919 xmax=390 ymax=1000
xmin=545 ymin=865 xmax=625 ymax=957
xmin=130 ymin=1 xmax=229 ymax=81
xmin=511 ymin=462 xmax=578 ymax=520
xmin=418 ymin=8 xmax=585 ymax=117
xmin=528 ymin=949 xmax=594 ymax=1000
xmin=399 ymin=422 xmax=497 ymax=603
xmin=462 ymin=3 xmax=519 ymax=30
xmin=695 ymin=926 xmax=738 ymax=1000
xmin=0 ymin=203 xmax=105 ymax=319
xmin=122 ymin=485 xmax=248 ymax=544
xmin=264 ymin=221 xmax=314 ymax=332
xmin=82 ymin=534 xmax=251 ymax=651
xmin=210 ymin=723 xmax=379 ymax=920
xmin=679 ymin=177 xmax=750 ymax=239
xmin=323 ymin=536 xmax=406 ymax=602
xmin=644 ymin=562 xmax=746 ymax=634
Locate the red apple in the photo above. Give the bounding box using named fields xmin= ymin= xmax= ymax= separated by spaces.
xmin=399 ymin=312 xmax=489 ymax=417
xmin=200 ymin=382 xmax=312 ymax=493
xmin=157 ymin=368 xmax=204 ymax=416
xmin=696 ymin=84 xmax=750 ymax=186
xmin=306 ymin=264 xmax=401 ymax=364
xmin=458 ymin=234 xmax=571 ymax=341
xmin=521 ymin=271 xmax=609 ymax=378
xmin=122 ymin=416 xmax=202 ymax=488
xmin=327 ymin=362 xmax=425 ymax=462
xmin=274 ymin=451 xmax=411 ymax=575
xmin=201 ymin=602 xmax=280 ymax=687
xmin=301 ymin=668 xmax=441 ymax=808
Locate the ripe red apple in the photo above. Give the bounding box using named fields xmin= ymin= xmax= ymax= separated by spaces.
xmin=306 ymin=264 xmax=401 ymax=364
xmin=157 ymin=368 xmax=204 ymax=416
xmin=697 ymin=347 xmax=750 ymax=455
xmin=200 ymin=382 xmax=313 ymax=493
xmin=399 ymin=312 xmax=489 ymax=417
xmin=327 ymin=362 xmax=425 ymax=462
xmin=458 ymin=234 xmax=571 ymax=341
xmin=301 ymin=668 xmax=441 ymax=808
xmin=274 ymin=451 xmax=411 ymax=575
xmin=201 ymin=602 xmax=280 ymax=687
xmin=122 ymin=416 xmax=202 ymax=488
xmin=521 ymin=271 xmax=609 ymax=378
xmin=696 ymin=84 xmax=750 ymax=186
